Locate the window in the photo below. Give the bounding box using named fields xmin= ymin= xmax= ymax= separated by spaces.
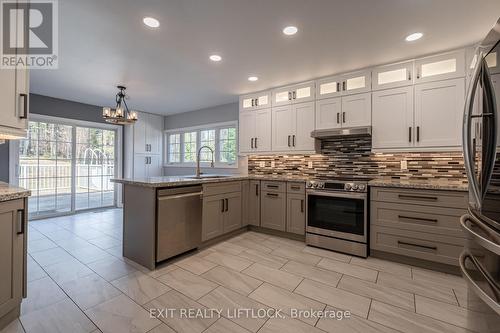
xmin=165 ymin=121 xmax=238 ymax=167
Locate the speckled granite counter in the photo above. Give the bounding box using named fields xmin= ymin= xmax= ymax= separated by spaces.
xmin=111 ymin=174 xmax=309 ymax=188
xmin=0 ymin=182 xmax=31 ymax=202
xmin=368 ymin=178 xmax=469 ymax=191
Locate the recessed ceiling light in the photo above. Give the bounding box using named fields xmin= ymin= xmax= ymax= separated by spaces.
xmin=283 ymin=26 xmax=298 ymax=36
xmin=248 ymin=76 xmax=258 ymax=82
xmin=405 ymin=32 xmax=423 ymax=42
xmin=209 ymin=54 xmax=222 ymax=62
xmin=143 ymin=17 xmax=160 ymax=28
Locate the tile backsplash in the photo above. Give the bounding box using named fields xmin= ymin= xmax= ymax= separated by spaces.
xmin=248 ymin=135 xmax=467 ymax=181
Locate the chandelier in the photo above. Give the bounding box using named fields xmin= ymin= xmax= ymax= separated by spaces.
xmin=102 ymin=86 xmax=138 ymax=125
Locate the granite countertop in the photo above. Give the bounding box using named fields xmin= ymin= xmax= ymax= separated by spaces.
xmin=368 ymin=178 xmax=469 ymax=191
xmin=111 ymin=174 xmax=309 ymax=188
xmin=0 ymin=182 xmax=31 ymax=202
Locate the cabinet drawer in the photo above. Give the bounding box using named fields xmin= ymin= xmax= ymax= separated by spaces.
xmin=203 ymin=181 xmax=242 ymax=196
xmin=371 ymin=202 xmax=466 ymax=237
xmin=287 ymin=182 xmax=305 ymax=194
xmin=371 ymin=226 xmax=465 ymax=266
xmin=261 ymin=181 xmax=285 ymax=193
xmin=371 ymin=187 xmax=467 ymax=209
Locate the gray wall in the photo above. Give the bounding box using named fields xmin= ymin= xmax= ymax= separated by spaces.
xmin=0 ymin=94 xmax=117 ymax=183
xmin=163 ymin=102 xmax=246 ymax=176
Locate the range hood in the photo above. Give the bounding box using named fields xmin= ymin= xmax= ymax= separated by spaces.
xmin=311 ymin=126 xmax=372 ymax=138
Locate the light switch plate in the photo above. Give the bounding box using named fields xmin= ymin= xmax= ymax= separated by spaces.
xmin=271 ymin=161 xmax=275 ymax=168
xmin=259 ymin=161 xmax=265 ymax=168
xmin=308 ymin=161 xmax=313 ymax=168
xmin=401 ymin=160 xmax=408 ymax=170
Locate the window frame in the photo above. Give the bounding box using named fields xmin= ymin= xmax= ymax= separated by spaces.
xmin=164 ymin=121 xmax=238 ymax=168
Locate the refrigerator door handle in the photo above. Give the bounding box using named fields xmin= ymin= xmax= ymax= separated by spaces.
xmin=463 ymin=56 xmax=483 ymax=209
xmin=478 ymin=59 xmax=498 ymax=201
xmin=459 ymin=251 xmax=500 ymax=316
xmin=460 ymin=214 xmax=500 ymax=256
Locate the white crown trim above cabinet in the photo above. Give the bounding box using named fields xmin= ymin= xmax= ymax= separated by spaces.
xmin=124 ymin=112 xmax=164 ymax=179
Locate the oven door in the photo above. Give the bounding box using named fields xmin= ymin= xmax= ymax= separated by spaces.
xmin=306 ymin=191 xmax=367 ymax=243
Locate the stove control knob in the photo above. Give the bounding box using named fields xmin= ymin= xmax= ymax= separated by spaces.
xmin=318 ymin=183 xmax=324 ymax=189
xmin=352 ymin=184 xmax=359 ymax=191
xmin=306 ymin=182 xmax=312 ymax=188
xmin=358 ymin=184 xmax=366 ymax=191
xmin=344 ymin=183 xmax=352 ymax=191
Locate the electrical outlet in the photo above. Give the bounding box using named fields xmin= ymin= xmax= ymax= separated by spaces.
xmin=308 ymin=161 xmax=313 ymax=168
xmin=271 ymin=161 xmax=275 ymax=168
xmin=259 ymin=161 xmax=265 ymax=168
xmin=401 ymin=160 xmax=408 ymax=170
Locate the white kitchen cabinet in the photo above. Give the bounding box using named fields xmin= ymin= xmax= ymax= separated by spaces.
xmin=316 ymin=70 xmax=371 ymax=100
xmin=272 ymin=81 xmax=315 ymax=106
xmin=315 ymin=97 xmax=342 ymax=130
xmin=414 ymin=78 xmax=465 ymax=148
xmin=341 ymin=93 xmax=372 ymax=128
xmin=372 ymin=61 xmax=414 ymax=90
xmin=239 ymin=91 xmax=271 ymax=111
xmin=415 ymin=50 xmax=465 ymax=84
xmin=239 ymin=108 xmax=272 ymax=153
xmin=0 ymin=4 xmax=29 ymax=140
xmin=272 ymin=105 xmax=294 ymax=151
xmin=372 ymin=86 xmax=414 ymax=149
xmin=272 ymin=102 xmax=314 ymax=152
xmin=125 ymin=111 xmax=163 ymax=178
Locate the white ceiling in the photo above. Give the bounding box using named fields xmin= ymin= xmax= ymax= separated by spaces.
xmin=30 ymin=0 xmax=500 ymax=115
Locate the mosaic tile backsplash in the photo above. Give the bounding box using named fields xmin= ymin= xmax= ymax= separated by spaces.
xmin=248 ymin=136 xmax=467 ymax=181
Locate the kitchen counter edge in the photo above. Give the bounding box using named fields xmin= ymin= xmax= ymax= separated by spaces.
xmin=368 ymin=178 xmax=468 ymax=192
xmin=0 ymin=182 xmax=31 ymax=202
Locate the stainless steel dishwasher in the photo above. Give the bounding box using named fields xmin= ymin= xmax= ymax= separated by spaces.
xmin=156 ymin=186 xmax=203 ymax=262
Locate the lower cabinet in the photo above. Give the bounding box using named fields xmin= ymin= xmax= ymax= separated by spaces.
xmin=202 ymin=182 xmax=242 ymax=242
xmin=370 ymin=186 xmax=467 ymax=266
xmin=287 ymin=194 xmax=306 ymax=235
xmin=261 ymin=190 xmax=286 ymax=231
xmin=0 ymin=199 xmax=26 ymax=329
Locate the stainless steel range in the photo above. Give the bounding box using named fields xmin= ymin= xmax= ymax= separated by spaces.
xmin=305 ymin=179 xmax=368 ymax=257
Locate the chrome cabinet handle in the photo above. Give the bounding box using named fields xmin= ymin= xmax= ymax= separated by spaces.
xmin=19 ymin=93 xmax=28 ymax=119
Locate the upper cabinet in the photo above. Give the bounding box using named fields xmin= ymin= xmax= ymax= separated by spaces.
xmin=372 ymin=61 xmax=414 ymax=90
xmin=272 ymin=81 xmax=315 ymax=106
xmin=239 ymin=108 xmax=272 ymax=153
xmin=272 ymin=102 xmax=315 ymax=152
xmin=316 ymin=70 xmax=371 ymax=99
xmin=239 ymin=91 xmax=271 ymax=111
xmin=415 ymin=50 xmax=465 ymax=83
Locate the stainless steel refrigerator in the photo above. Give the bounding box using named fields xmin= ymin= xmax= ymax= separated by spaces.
xmin=462 ymin=17 xmax=500 ymax=328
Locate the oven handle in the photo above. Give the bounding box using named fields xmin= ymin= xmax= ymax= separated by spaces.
xmin=306 ymin=190 xmax=367 ymax=200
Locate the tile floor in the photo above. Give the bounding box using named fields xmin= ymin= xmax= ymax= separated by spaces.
xmin=0 ymin=209 xmax=487 ymax=333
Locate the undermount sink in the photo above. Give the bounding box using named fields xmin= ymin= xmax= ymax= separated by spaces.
xmin=184 ymin=175 xmax=232 ymax=179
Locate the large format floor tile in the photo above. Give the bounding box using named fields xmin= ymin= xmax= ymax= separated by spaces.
xmin=145 ymin=290 xmax=218 ymax=333
xmin=258 ymin=316 xmax=324 ymax=333
xmin=317 ymin=306 xmax=401 ymax=333
xmin=302 ymin=246 xmax=352 ymax=263
xmin=21 ymin=277 xmax=67 ymax=315
xmin=85 ymin=294 xmax=161 ymax=333
xmin=271 ymin=246 xmax=321 ymax=266
xmin=280 ymin=260 xmax=342 ymax=287
xmin=204 ymin=318 xmax=251 ymax=333
xmin=86 ymin=257 xmax=138 ymax=281
xmin=294 ymin=279 xmax=371 ymax=318
xmin=202 ymin=265 xmax=263 ymax=296
xmin=20 ymin=298 xmax=96 ymax=333
xmin=156 ymin=267 xmax=218 ymax=300
xmin=174 ymin=255 xmax=217 ymax=275
xmin=201 ymin=251 xmax=253 ymax=271
xmin=368 ymin=300 xmax=471 ymax=333
xmin=111 ymin=271 xmax=171 ymax=305
xmin=242 ymin=263 xmax=303 ymax=291
xmin=316 ymin=257 xmax=378 ymax=282
xmin=248 ymin=283 xmax=326 ymax=326
xmin=236 ymin=249 xmax=288 ymax=269
xmin=349 ymin=256 xmax=412 ymax=278
xmin=60 ymin=273 xmax=122 ymax=310
xmin=198 ymin=286 xmax=269 ymax=332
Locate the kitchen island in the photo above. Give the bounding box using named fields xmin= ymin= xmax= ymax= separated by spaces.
xmin=111 ymin=175 xmax=308 ymax=269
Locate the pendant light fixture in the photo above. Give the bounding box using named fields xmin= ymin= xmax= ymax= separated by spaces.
xmin=102 ymin=86 xmax=138 ymax=125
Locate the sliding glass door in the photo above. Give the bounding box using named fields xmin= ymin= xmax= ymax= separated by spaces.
xmin=17 ymin=118 xmax=119 ymax=219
